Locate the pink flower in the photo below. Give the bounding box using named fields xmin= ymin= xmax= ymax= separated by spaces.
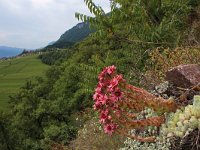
xmin=93 ymin=92 xmax=100 ymax=101
xmin=95 ymin=82 xmax=104 ymax=93
xmin=111 ymin=88 xmax=123 ymax=101
xmin=104 ymin=123 xmax=117 ymax=135
xmin=98 ymin=94 xmax=108 ymax=105
xmin=108 ymin=115 xmax=112 ymax=120
xmin=106 ymin=100 xmax=115 ymax=107
xmin=93 ymin=66 xmax=126 ymax=132
xmin=100 ymin=109 xmax=109 ymax=123
xmin=108 ymin=74 xmax=124 ymax=91
xmin=106 ymin=65 xmax=116 ymax=75
xmin=98 ymin=65 xmax=116 ymax=81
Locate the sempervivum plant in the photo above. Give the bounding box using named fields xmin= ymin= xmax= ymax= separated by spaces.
xmin=93 ymin=65 xmax=177 ymax=142
xmin=161 ymin=95 xmax=200 ymax=138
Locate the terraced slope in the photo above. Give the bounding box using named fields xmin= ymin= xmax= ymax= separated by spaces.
xmin=0 ymin=55 xmax=49 ymax=110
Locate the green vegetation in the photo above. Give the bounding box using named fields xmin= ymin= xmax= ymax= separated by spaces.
xmin=0 ymin=0 xmax=200 ymax=149
xmin=0 ymin=55 xmax=49 ymax=110
xmin=38 ymin=48 xmax=74 ymax=65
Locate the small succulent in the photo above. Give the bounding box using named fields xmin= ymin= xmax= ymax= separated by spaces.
xmin=160 ymin=95 xmax=200 ymax=138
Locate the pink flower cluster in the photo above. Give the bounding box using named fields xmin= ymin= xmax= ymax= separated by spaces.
xmin=93 ymin=65 xmax=125 ymax=135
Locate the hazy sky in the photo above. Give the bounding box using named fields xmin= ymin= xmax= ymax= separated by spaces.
xmin=0 ymin=0 xmax=110 ymax=49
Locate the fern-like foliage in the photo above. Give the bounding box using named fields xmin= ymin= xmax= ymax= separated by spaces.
xmin=76 ymin=0 xmax=197 ymax=48
xmin=75 ymin=0 xmax=107 ymax=34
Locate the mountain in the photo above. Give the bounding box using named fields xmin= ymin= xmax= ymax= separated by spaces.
xmin=0 ymin=46 xmax=24 ymax=58
xmin=47 ymin=22 xmax=92 ymax=48
xmin=48 ymin=41 xmax=56 ymax=46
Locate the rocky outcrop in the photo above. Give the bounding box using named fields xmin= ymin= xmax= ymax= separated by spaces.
xmin=151 ymin=64 xmax=200 ymax=107
xmin=166 ymin=64 xmax=200 ymax=88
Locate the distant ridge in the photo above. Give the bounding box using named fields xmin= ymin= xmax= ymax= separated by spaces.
xmin=47 ymin=22 xmax=92 ymax=48
xmin=48 ymin=41 xmax=56 ymax=46
xmin=0 ymin=46 xmax=24 ymax=58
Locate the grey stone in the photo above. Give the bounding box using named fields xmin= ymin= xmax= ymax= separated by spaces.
xmin=166 ymin=64 xmax=200 ymax=88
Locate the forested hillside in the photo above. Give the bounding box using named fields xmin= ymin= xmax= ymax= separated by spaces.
xmin=0 ymin=0 xmax=200 ymax=150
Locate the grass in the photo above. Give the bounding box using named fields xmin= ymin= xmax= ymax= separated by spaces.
xmin=0 ymin=55 xmax=49 ymax=111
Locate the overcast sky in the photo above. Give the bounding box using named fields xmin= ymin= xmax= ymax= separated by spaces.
xmin=0 ymin=0 xmax=110 ymax=49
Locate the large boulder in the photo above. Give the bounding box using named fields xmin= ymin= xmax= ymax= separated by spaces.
xmin=166 ymin=64 xmax=200 ymax=88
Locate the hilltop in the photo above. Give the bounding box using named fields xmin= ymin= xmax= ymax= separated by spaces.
xmin=47 ymin=22 xmax=92 ymax=48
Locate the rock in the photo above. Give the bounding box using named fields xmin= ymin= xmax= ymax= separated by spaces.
xmin=152 ymin=82 xmax=182 ymax=99
xmin=155 ymin=81 xmax=169 ymax=94
xmin=166 ymin=64 xmax=200 ymax=88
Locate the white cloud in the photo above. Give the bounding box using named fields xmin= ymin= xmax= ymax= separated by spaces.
xmin=0 ymin=31 xmax=11 ymax=40
xmin=0 ymin=0 xmax=110 ymax=49
xmin=30 ymin=0 xmax=54 ymax=8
